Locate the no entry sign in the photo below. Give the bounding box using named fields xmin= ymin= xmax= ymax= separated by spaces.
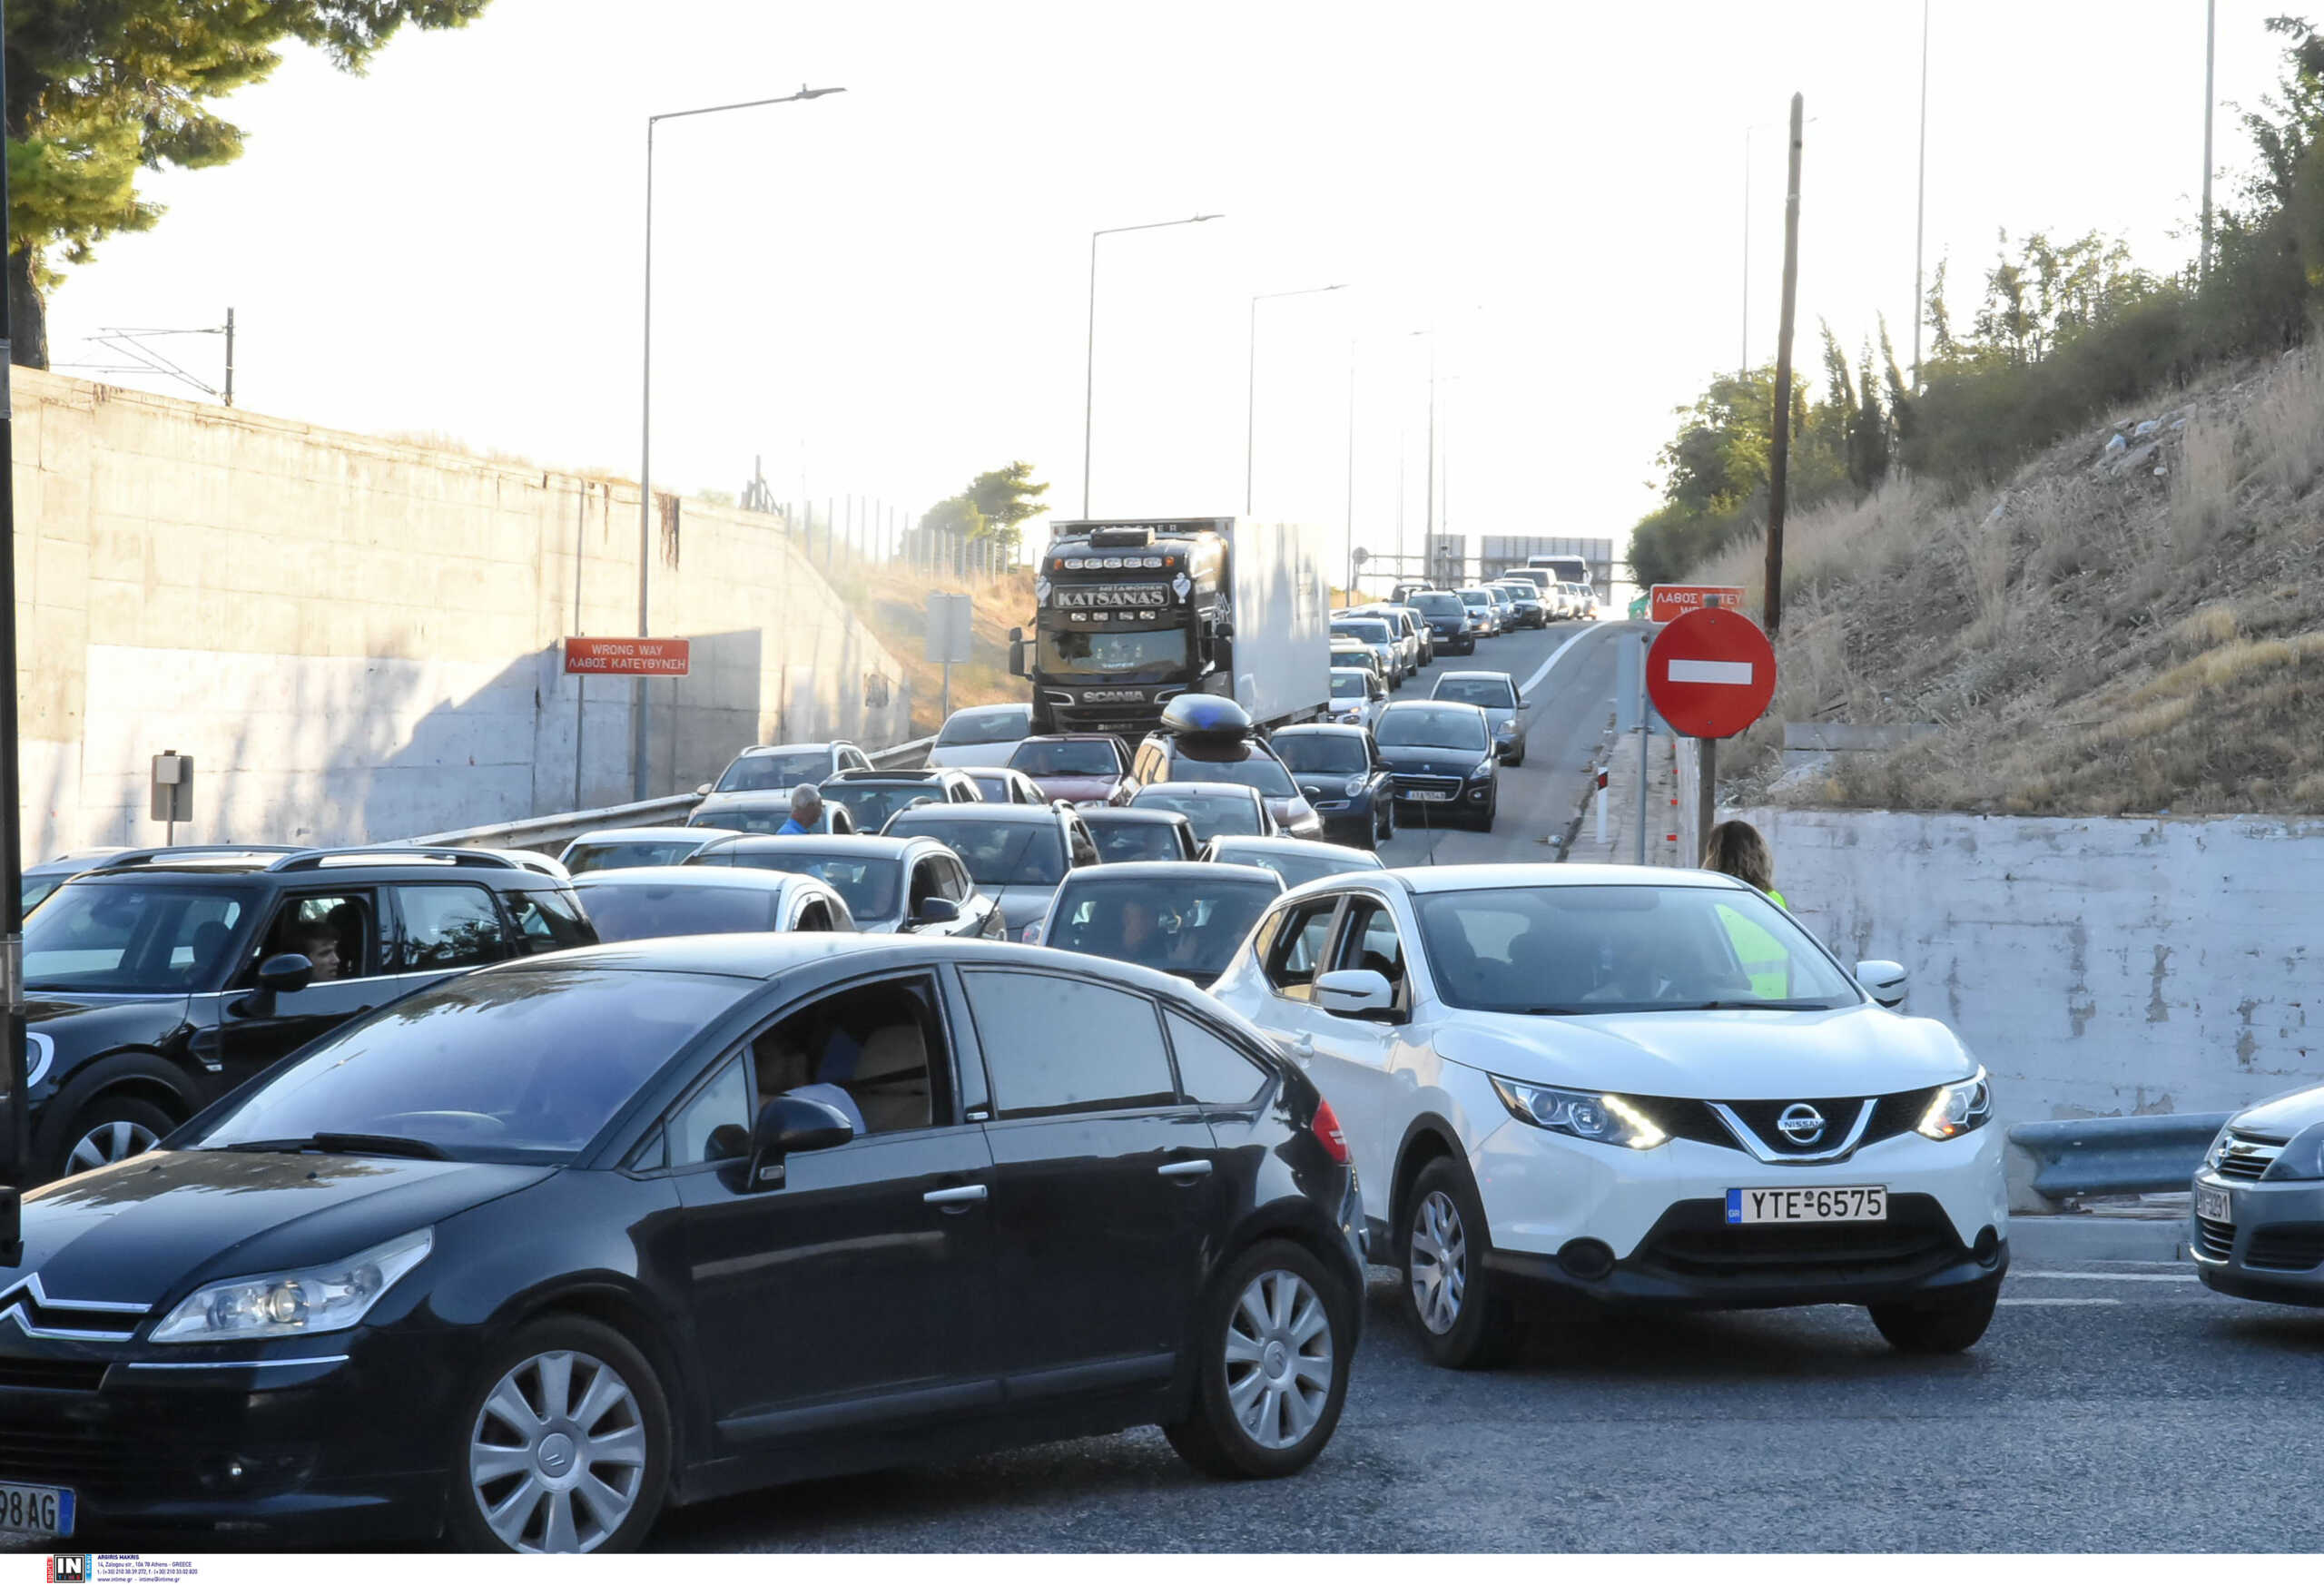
xmin=565 ymin=636 xmax=692 ymax=676
xmin=1646 ymin=606 xmax=1775 ymax=739
xmin=1649 ymin=584 xmax=1748 ymax=624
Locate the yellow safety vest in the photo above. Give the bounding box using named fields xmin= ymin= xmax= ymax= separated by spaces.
xmin=1719 ymin=896 xmax=1791 ymax=999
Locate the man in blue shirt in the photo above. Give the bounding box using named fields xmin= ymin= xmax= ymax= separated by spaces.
xmin=776 ymin=783 xmax=823 ymax=837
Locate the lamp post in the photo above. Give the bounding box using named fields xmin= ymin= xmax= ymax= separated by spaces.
xmin=1080 ymin=214 xmax=1221 ymax=517
xmin=1245 ymin=284 xmax=1345 ymax=515
xmin=634 ymin=84 xmax=844 ymax=801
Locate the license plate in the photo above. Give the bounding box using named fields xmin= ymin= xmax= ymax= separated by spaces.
xmin=0 ymin=1482 xmax=74 ymax=1537
xmin=1405 ymin=790 xmax=1453 ymax=802
xmin=1725 ymin=1186 xmax=1886 ymax=1224
xmin=2197 ymin=1182 xmax=2231 ymax=1223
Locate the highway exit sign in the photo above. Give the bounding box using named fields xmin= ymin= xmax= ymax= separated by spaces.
xmin=1649 ymin=584 xmax=1747 ymax=624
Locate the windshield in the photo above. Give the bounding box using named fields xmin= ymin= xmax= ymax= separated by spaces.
xmin=935 ymin=707 xmax=1029 ymax=747
xmin=566 ymin=839 xmax=709 ymax=875
xmin=1166 ymin=753 xmax=1295 ymax=797
xmin=1458 ymin=589 xmax=1492 ymax=607
xmin=1133 ymin=789 xmax=1261 ymax=842
xmin=714 ymin=751 xmax=828 ymax=792
xmin=1009 ymin=739 xmax=1119 ymax=778
xmin=889 ymin=817 xmax=1064 ymax=887
xmin=1332 ymin=621 xmax=1392 ymax=645
xmin=1414 ymin=885 xmax=1860 ymax=1015
xmin=1046 ymin=877 xmax=1277 ymax=982
xmin=1088 ymin=820 xmax=1187 ymax=862
xmin=575 ymin=881 xmax=783 ymax=941
xmin=24 ymin=882 xmax=249 ymax=993
xmin=1214 ymin=846 xmax=1377 ymax=887
xmin=1035 ymin=627 xmax=1188 ymax=676
xmin=1377 ymin=707 xmax=1489 ymax=751
xmin=704 ymin=850 xmax=901 ymax=920
xmin=1275 ymin=734 xmax=1369 ymax=775
xmin=1434 ymin=676 xmax=1518 ymax=711
xmin=1413 ymin=593 xmax=1464 ymax=616
xmin=1330 ymin=674 xmax=1368 ymax=699
xmin=824 ymin=782 xmax=942 ymax=833
xmin=192 ymin=969 xmax=754 ymax=1160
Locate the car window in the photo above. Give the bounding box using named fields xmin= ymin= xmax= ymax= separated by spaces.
xmin=887 ymin=816 xmax=1066 ymax=886
xmin=962 ymin=970 xmax=1177 ymax=1119
xmin=392 ymin=884 xmax=513 ymax=972
xmin=22 ymin=884 xmax=249 ymax=993
xmin=507 ymin=888 xmax=595 ymax=951
xmin=937 ymin=856 xmax=972 ymax=902
xmin=1274 ymin=734 xmax=1368 ymax=775
xmin=576 ymin=881 xmax=785 ymax=942
xmin=1376 ymin=707 xmax=1489 ymax=751
xmin=1088 ymin=820 xmax=1185 ymax=863
xmin=715 ymin=751 xmax=832 ymax=792
xmin=671 ymin=1055 xmax=753 ymax=1167
xmin=1010 ymin=739 xmax=1119 ymax=778
xmin=565 ymin=839 xmax=707 ymax=875
xmin=1334 ymin=898 xmax=1407 ymax=1001
xmin=907 ymin=858 xmax=943 ymax=914
xmin=750 ymin=975 xmax=949 ymax=1135
xmin=936 ymin=706 xmax=1029 ymax=747
xmin=253 ymin=891 xmax=379 ymax=983
xmin=1167 ymin=1010 xmax=1272 ymax=1107
xmin=723 ymin=850 xmax=901 ymax=921
xmin=1434 ymin=676 xmax=1518 ymax=710
xmin=1263 ymin=897 xmax=1341 ymax=1000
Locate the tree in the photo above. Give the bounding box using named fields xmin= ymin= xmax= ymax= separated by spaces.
xmin=5 ymin=0 xmax=493 ymax=368
xmin=918 ymin=495 xmax=983 ymax=540
xmin=965 ymin=459 xmax=1049 ymax=551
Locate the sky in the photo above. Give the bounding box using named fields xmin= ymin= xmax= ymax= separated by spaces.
xmin=41 ymin=0 xmax=2291 ymax=595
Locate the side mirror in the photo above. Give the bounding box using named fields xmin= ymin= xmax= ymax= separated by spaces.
xmin=912 ymin=896 xmax=962 ymax=927
xmin=233 ymin=952 xmax=315 ymax=1019
xmin=1315 ymin=968 xmax=1398 ymax=1021
xmin=695 ymin=783 xmax=713 ymax=796
xmin=742 ymin=1095 xmax=854 ymax=1191
xmin=1008 ymin=627 xmax=1027 ymax=678
xmin=1856 ymin=960 xmax=1909 ymax=1009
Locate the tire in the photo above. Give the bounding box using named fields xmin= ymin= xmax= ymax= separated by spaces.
xmin=46 ymin=1094 xmax=178 ymax=1180
xmin=1471 ymin=793 xmax=1496 ymax=832
xmin=1868 ymin=1286 xmax=1998 ymax=1354
xmin=446 ymin=1316 xmax=673 ymax=1554
xmin=1164 ymin=1239 xmax=1354 ymax=1479
xmin=1403 ymin=1157 xmax=1517 ymax=1369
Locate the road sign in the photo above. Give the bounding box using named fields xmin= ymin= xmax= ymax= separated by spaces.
xmin=565 ymin=637 xmax=692 ymax=675
xmin=150 ymin=751 xmax=193 ymax=824
xmin=1649 ymin=584 xmax=1747 ymax=625
xmin=925 ymin=593 xmax=973 ymax=665
xmin=1646 ymin=606 xmax=1776 ymax=740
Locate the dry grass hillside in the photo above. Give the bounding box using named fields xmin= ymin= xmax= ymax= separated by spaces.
xmin=1700 ymin=351 xmax=2324 ymax=815
xmin=825 ymin=566 xmax=1035 ymax=737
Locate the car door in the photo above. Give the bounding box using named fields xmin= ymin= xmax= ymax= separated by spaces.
xmin=934 ymin=853 xmax=1000 ymax=940
xmin=217 ymin=886 xmax=399 ymax=1088
xmin=955 ymin=965 xmax=1218 ymax=1392
xmin=675 ymin=971 xmax=1000 ymax=1438
xmin=1234 ymin=891 xmax=1351 ymax=1117
xmin=1305 ymin=892 xmax=1418 ymax=1211
xmin=905 ymin=854 xmax=978 ymax=938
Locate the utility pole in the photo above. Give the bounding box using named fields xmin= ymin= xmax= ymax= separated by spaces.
xmin=2201 ymin=0 xmax=2217 ymax=281
xmin=1344 ymin=337 xmax=1357 ymax=605
xmin=1422 ymin=336 xmax=1437 ymax=558
xmin=223 ymin=308 xmax=236 ymax=408
xmin=1765 ymin=94 xmax=1805 ymax=639
xmin=1912 ymin=0 xmax=1930 ymax=386
xmin=0 ymin=6 xmax=26 ymax=1232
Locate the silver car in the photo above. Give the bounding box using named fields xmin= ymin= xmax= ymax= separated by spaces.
xmin=2193 ymin=1087 xmax=2324 ymax=1305
xmin=882 ymin=802 xmax=1098 ymax=942
xmin=1430 ymin=669 xmax=1529 ymax=766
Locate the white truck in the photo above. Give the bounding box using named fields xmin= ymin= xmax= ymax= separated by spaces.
xmin=1009 ymin=517 xmax=1333 ymax=739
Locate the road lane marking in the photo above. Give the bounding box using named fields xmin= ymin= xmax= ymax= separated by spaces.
xmin=1519 ymin=624 xmax=1601 ymax=699
xmin=1997 ymin=1297 xmax=2122 ymax=1306
xmin=2016 ymin=1271 xmax=2197 ymax=1283
xmin=1666 ymin=658 xmax=1755 ymax=685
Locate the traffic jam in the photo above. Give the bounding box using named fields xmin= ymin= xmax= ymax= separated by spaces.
xmin=0 ymin=527 xmax=2083 ymax=1554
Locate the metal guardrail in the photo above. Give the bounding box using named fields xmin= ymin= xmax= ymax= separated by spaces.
xmin=2007 ymin=1113 xmax=2230 ymax=1201
xmin=394 ymin=734 xmax=937 ymax=854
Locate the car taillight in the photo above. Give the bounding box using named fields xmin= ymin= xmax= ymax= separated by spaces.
xmin=1311 ymin=1098 xmax=1351 ymax=1165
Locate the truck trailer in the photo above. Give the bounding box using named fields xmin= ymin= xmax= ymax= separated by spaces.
xmin=1008 ymin=516 xmax=1332 ymax=739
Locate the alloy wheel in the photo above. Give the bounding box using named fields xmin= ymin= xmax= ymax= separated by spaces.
xmin=468 ymin=1349 xmax=648 ymax=1553
xmin=1222 ymin=1268 xmax=1334 ymax=1451
xmin=66 ymin=1120 xmax=159 ymax=1174
xmin=1410 ymin=1189 xmax=1467 ymax=1334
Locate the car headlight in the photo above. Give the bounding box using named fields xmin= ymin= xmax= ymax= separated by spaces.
xmin=1343 ymin=776 xmax=1368 ymax=798
xmin=1468 ymin=761 xmax=1495 ymax=780
xmin=1493 ymin=720 xmax=1516 ymax=738
xmin=151 ymin=1228 xmax=433 ymax=1344
xmin=1916 ymin=1068 xmax=1993 ymax=1140
xmin=1490 ymin=1078 xmax=1667 ymax=1150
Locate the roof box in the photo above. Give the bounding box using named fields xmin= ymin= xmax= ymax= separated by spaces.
xmin=1158 ymin=694 xmax=1253 ymax=739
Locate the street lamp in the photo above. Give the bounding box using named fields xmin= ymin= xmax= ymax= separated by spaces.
xmin=1080 ymin=213 xmax=1222 ymax=516
xmin=1245 ymin=284 xmax=1345 ymax=515
xmin=634 ymin=83 xmax=844 ymax=801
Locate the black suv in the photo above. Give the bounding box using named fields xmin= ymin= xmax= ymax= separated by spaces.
xmin=16 ymin=845 xmax=592 ymax=1181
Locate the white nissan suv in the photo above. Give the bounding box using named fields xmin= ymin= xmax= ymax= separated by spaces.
xmin=1209 ymin=864 xmax=2007 ymax=1367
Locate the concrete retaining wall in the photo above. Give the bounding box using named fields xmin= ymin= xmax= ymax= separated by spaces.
xmin=9 ymin=369 xmax=912 ymax=853
xmin=1738 ymin=806 xmax=2322 ymax=1126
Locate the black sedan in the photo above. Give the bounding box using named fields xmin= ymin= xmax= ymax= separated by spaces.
xmin=1372 ymin=700 xmax=1500 ymax=832
xmin=0 ymin=935 xmax=1364 ymax=1551
xmin=1266 ymin=724 xmax=1394 ymax=849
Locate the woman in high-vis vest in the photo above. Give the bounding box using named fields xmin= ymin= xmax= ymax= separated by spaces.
xmin=1702 ymin=819 xmax=1790 ymax=998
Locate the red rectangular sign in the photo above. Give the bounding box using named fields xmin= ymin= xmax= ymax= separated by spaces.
xmin=564 ymin=636 xmax=692 ymax=676
xmin=1649 ymin=584 xmax=1748 ymax=625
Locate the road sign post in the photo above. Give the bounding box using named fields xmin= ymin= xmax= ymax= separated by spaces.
xmin=925 ymin=593 xmax=974 ymax=722
xmin=1646 ymin=606 xmax=1778 ymax=865
xmin=150 ymin=751 xmax=194 ymax=846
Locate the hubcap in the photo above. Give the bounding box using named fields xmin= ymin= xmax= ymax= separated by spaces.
xmin=1409 ymin=1189 xmax=1468 ymax=1335
xmin=468 ymin=1349 xmax=648 ymax=1553
xmin=66 ymin=1119 xmax=159 ymax=1174
xmin=1223 ymin=1269 xmax=1334 ymax=1451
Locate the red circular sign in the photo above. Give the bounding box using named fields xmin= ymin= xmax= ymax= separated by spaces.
xmin=1646 ymin=605 xmax=1777 ymax=739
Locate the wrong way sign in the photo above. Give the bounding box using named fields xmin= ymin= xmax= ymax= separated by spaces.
xmin=1649 ymin=583 xmax=1747 ymax=624
xmin=1646 ymin=606 xmax=1776 ymax=739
